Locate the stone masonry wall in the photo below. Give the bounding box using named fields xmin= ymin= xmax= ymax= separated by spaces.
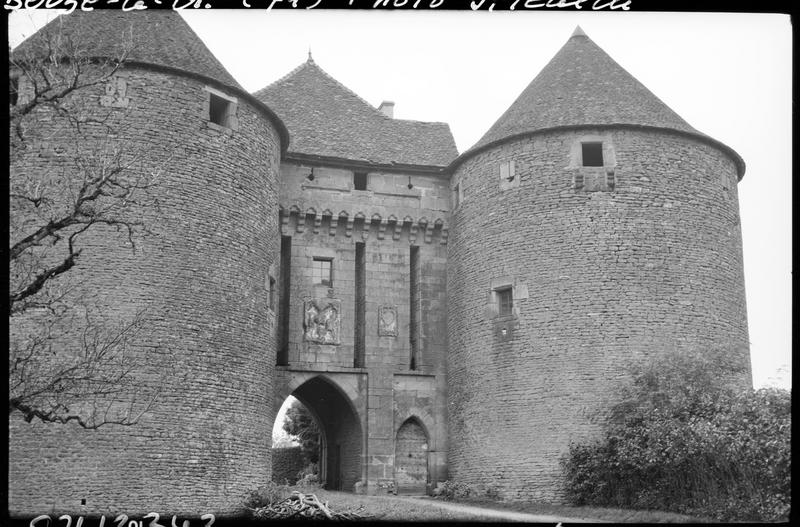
xmin=277 ymin=163 xmax=449 ymax=494
xmin=447 ymin=128 xmax=750 ymax=501
xmin=9 ymin=65 xmax=281 ymax=516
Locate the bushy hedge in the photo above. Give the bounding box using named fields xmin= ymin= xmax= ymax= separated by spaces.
xmin=561 ymin=348 xmax=790 ymax=522
xmin=271 ymin=446 xmax=306 ymax=485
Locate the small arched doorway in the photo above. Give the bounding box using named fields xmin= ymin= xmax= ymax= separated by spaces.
xmin=394 ymin=418 xmax=429 ymax=495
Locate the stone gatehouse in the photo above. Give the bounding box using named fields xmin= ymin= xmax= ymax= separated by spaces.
xmin=8 ymin=11 xmax=751 ymax=516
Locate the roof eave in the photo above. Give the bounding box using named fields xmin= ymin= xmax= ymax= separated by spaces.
xmin=450 ymin=124 xmax=745 ymax=181
xmin=122 ymin=61 xmax=291 ymax=155
xmin=284 ymin=152 xmax=452 ymax=176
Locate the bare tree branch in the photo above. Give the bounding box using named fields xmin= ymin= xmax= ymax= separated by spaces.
xmin=8 ymin=21 xmax=177 ymax=429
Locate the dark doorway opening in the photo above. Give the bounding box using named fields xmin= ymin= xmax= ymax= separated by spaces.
xmin=276 ymin=377 xmax=363 ymax=492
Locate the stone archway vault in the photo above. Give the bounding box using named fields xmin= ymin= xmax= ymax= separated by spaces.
xmin=287 ymin=375 xmax=364 ymax=492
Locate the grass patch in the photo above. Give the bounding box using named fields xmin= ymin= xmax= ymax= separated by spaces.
xmin=242 ymin=483 xmax=709 ymax=522
xmin=446 ymin=495 xmax=710 ymax=523
xmin=300 ymin=489 xmax=503 ymax=521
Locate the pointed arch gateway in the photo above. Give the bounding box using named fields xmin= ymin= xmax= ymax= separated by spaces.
xmin=290 ymin=375 xmax=363 ymax=491
xmin=394 ymin=417 xmax=429 ymax=495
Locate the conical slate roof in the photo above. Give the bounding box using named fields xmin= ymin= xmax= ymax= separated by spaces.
xmin=458 ymin=27 xmax=744 ymax=178
xmin=254 ymin=57 xmax=458 ymax=168
xmin=12 ymin=10 xmax=291 ymax=152
xmin=12 ymin=10 xmax=242 ymax=91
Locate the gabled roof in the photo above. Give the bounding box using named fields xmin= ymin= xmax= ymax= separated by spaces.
xmin=456 ymin=27 xmax=744 ymax=178
xmin=254 ymin=58 xmax=458 ymax=169
xmin=12 ymin=10 xmax=242 ymax=90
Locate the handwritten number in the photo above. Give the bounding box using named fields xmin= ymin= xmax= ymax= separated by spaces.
xmin=144 ymin=513 xmax=165 ymax=527
xmin=58 ymin=515 xmax=71 ymax=527
xmin=29 ymin=515 xmax=51 ymax=527
xmin=201 ymin=513 xmax=215 ymax=527
xmin=170 ymin=516 xmax=189 ymax=527
xmin=113 ymin=514 xmax=128 ymax=527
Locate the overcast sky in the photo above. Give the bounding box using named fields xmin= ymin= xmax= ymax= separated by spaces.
xmin=8 ymin=9 xmax=791 ymax=391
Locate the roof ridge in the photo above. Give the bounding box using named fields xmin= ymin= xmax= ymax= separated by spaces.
xmin=253 ymin=58 xmax=312 ymax=98
xmin=306 ymin=60 xmax=390 ymax=119
xmin=394 ymin=118 xmax=450 ymax=127
xmin=254 ymin=56 xmax=459 ymax=166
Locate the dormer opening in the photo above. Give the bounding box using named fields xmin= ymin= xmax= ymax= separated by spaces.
xmin=354 ymin=171 xmax=368 ymax=191
xmin=205 ymin=86 xmax=238 ymax=130
xmin=209 ymin=93 xmax=231 ymax=126
xmin=581 ymin=142 xmax=604 ymax=167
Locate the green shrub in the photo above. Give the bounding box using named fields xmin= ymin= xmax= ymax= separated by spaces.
xmin=561 ymin=348 xmax=790 ymax=522
xmin=433 ymin=480 xmax=473 ymax=501
xmin=295 ymin=461 xmax=318 ymax=483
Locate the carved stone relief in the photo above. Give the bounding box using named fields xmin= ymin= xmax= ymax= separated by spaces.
xmin=100 ymin=77 xmax=130 ymax=108
xmin=378 ymin=305 xmax=398 ymax=337
xmin=303 ymin=298 xmax=341 ymax=345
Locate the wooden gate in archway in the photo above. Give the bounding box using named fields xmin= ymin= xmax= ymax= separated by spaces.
xmin=394 ymin=418 xmax=428 ymax=495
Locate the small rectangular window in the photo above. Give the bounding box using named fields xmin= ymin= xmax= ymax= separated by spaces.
xmin=500 ymin=160 xmax=515 ymax=182
xmin=582 ymin=142 xmax=604 ymax=167
xmin=496 ymin=287 xmax=513 ymax=316
xmin=312 ymin=257 xmax=333 ymax=287
xmin=209 ymin=92 xmax=233 ymax=127
xmin=453 ymin=183 xmax=460 ymax=208
xmin=354 ymin=171 xmax=368 ymax=191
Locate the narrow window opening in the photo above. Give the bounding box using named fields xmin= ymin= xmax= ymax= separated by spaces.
xmin=452 ymin=183 xmax=460 ymax=208
xmin=354 ymin=171 xmax=368 ymax=191
xmin=409 ymin=245 xmax=420 ymax=370
xmin=209 ymin=92 xmax=232 ymax=127
xmin=354 ymin=242 xmax=366 ymax=368
xmin=268 ymin=276 xmax=277 ymax=311
xmin=312 ymin=257 xmax=333 ymax=287
xmin=278 ymin=236 xmax=292 ymax=366
xmin=496 ymin=287 xmax=513 ymax=316
xmin=606 ymin=170 xmax=616 ymax=191
xmin=10 ymin=77 xmax=19 ymax=106
xmin=582 ymin=142 xmax=604 ymax=167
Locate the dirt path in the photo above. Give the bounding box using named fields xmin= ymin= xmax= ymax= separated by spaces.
xmin=394 ymin=496 xmax=608 ymax=523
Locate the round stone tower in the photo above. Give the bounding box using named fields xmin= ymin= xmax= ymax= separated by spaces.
xmin=9 ymin=11 xmax=288 ymax=515
xmin=446 ymin=27 xmax=750 ymax=501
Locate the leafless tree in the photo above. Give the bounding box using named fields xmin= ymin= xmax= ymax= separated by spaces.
xmin=8 ymin=20 xmax=174 ymax=429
